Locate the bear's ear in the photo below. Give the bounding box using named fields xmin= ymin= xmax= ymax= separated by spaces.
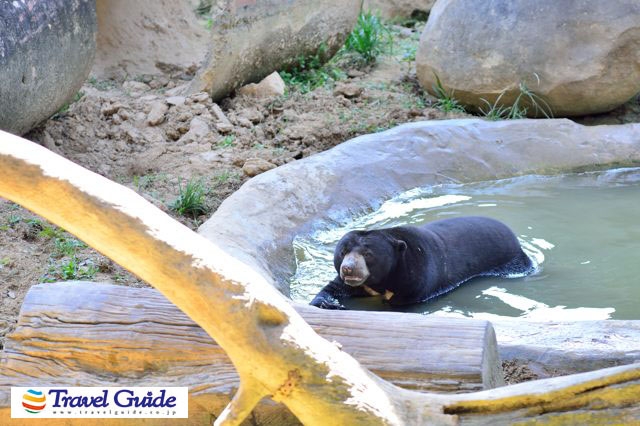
xmin=394 ymin=239 xmax=407 ymax=253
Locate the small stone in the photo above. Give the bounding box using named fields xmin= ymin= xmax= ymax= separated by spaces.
xmin=176 ymin=111 xmax=193 ymax=122
xmin=117 ymin=108 xmax=131 ymax=121
xmin=188 ymin=117 xmax=210 ymax=136
xmin=166 ymin=96 xmax=186 ymax=106
xmin=42 ymin=131 xmax=58 ymax=153
xmin=165 ymin=127 xmax=181 ymax=141
xmin=178 ymin=117 xmax=210 ymax=144
xmin=141 ymin=127 xmax=165 ymax=144
xmin=191 ymin=103 xmax=207 ymax=115
xmin=146 ymin=101 xmax=169 ymax=126
xmin=139 ymin=95 xmax=159 ymax=103
xmin=282 ymin=127 xmax=304 ymax=140
xmin=237 ymin=117 xmax=253 ymax=128
xmin=347 ymin=69 xmax=365 ymax=78
xmin=281 ymin=110 xmax=299 ymax=122
xmin=165 ymin=83 xmax=187 ymax=96
xmin=148 ymin=76 xmax=169 ymax=89
xmin=177 ymin=123 xmax=190 ymax=134
xmin=211 ymin=103 xmax=232 ymax=125
xmin=100 ymin=102 xmax=125 ymax=116
xmin=241 ymin=107 xmax=264 ymax=124
xmin=215 ymin=122 xmax=234 ymax=134
xmin=7 ymin=291 xmax=16 ymax=299
xmin=236 ymin=71 xmax=286 ymax=98
xmin=242 ymin=158 xmax=277 ymax=177
xmin=189 ymin=92 xmax=210 ymax=103
xmin=333 ymin=83 xmax=363 ymax=98
xmin=393 ymin=26 xmax=414 ymax=38
xmin=123 ymin=124 xmax=144 ymax=143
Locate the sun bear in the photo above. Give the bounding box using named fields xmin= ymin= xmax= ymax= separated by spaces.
xmin=310 ymin=216 xmax=534 ymax=309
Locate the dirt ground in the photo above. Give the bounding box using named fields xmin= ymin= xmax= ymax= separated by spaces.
xmin=1 ymin=19 xmax=639 ymax=385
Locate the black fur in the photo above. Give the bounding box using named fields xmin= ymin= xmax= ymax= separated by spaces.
xmin=310 ymin=216 xmax=534 ymax=309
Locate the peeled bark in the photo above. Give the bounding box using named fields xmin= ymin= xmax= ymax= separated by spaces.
xmin=1 ymin=129 xmax=639 ymax=424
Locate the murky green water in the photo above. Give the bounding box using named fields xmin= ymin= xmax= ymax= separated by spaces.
xmin=290 ymin=168 xmax=640 ymax=320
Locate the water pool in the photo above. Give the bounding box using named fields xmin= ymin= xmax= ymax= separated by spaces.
xmin=290 ymin=168 xmax=640 ymax=320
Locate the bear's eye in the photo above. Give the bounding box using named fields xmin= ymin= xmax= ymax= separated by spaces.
xmin=362 ymin=251 xmax=372 ymax=259
xmin=340 ymin=247 xmax=348 ymax=257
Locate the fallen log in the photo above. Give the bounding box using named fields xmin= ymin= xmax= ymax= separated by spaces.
xmin=1 ymin=130 xmax=639 ymax=425
xmin=1 ymin=281 xmax=502 ymax=393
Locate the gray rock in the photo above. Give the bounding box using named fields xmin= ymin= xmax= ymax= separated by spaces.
xmin=0 ymin=0 xmax=96 ymax=135
xmin=146 ymin=101 xmax=169 ymax=126
xmin=188 ymin=1 xmax=361 ymax=100
xmin=416 ymin=0 xmax=640 ymax=117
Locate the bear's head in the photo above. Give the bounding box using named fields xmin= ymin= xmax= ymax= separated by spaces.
xmin=334 ymin=230 xmax=407 ymax=290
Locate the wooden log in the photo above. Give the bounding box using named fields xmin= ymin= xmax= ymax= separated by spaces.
xmin=0 ymin=282 xmax=502 ymax=395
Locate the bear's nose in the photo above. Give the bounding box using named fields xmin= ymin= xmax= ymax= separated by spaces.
xmin=341 ymin=264 xmax=353 ymax=275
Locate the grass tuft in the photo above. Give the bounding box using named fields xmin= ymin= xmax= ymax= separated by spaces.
xmin=480 ymin=75 xmax=553 ymax=120
xmin=479 ymin=91 xmax=514 ymax=120
xmin=511 ymin=78 xmax=553 ymax=119
xmin=432 ymin=74 xmax=465 ymax=113
xmin=171 ymin=178 xmax=210 ymax=218
xmin=344 ymin=11 xmax=393 ymax=64
xmin=218 ymin=135 xmax=235 ymax=148
xmin=279 ymin=44 xmax=346 ymax=93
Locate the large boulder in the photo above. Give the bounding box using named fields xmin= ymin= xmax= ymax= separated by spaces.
xmin=93 ymin=0 xmax=209 ymax=80
xmin=416 ymin=0 xmax=640 ymax=117
xmin=363 ymin=0 xmax=435 ymax=20
xmin=0 ymin=0 xmax=96 ymax=135
xmin=188 ymin=0 xmax=361 ymax=100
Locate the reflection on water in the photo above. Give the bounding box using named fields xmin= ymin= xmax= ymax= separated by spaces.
xmin=290 ymin=168 xmax=640 ymax=320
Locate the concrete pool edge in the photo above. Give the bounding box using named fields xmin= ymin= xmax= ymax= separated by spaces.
xmin=199 ymin=118 xmax=640 ymax=373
